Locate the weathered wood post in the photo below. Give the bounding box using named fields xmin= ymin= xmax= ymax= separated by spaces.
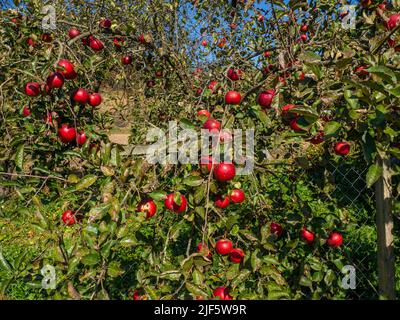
xmin=375 ymin=154 xmax=395 ymax=299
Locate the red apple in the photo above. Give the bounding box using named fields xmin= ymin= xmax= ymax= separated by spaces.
xmin=197 ymin=109 xmax=211 ymax=119
xmin=22 ymin=106 xmax=31 ymax=117
xmin=300 ymin=228 xmax=315 ymax=244
xmin=88 ymin=93 xmax=102 ymax=107
xmin=300 ymin=34 xmax=308 ymax=42
xmin=229 ymin=248 xmax=245 ymax=263
xmin=310 ymin=132 xmax=324 ymax=145
xmin=214 ymin=163 xmax=236 ymax=182
xmin=155 ymin=70 xmax=163 ymax=77
xmin=62 ymin=210 xmax=76 ymax=225
xmin=215 ymin=239 xmax=233 ymax=255
xmin=300 ymin=24 xmax=308 ymax=32
xmin=99 ymin=18 xmax=112 ymax=29
xmin=201 ymin=40 xmax=207 ymax=46
xmin=137 ymin=199 xmax=157 ymax=219
xmin=207 ymin=81 xmax=218 ymax=92
xmin=213 ymin=287 xmax=233 ymax=300
xmin=197 ymin=243 xmax=212 ymax=258
xmin=121 ymin=55 xmax=133 ymax=65
xmin=25 ymin=82 xmax=41 ymax=96
xmin=72 ymin=88 xmax=89 ymax=104
xmin=290 ymin=118 xmax=305 ymax=132
xmin=203 ymin=118 xmax=221 ymax=131
xmin=27 ymin=37 xmax=35 ymax=47
xmin=355 ymin=65 xmax=369 ymax=76
xmin=76 ymin=131 xmax=87 ymax=146
xmin=165 ymin=193 xmax=187 ymax=213
xmin=227 ymin=68 xmax=242 ymax=81
xmin=385 ymin=13 xmax=400 ymax=30
xmin=58 ymin=124 xmax=77 ymax=143
xmin=257 ymin=90 xmax=275 ymax=108
xmin=281 ymin=104 xmax=297 ymax=117
xmin=138 ymin=33 xmax=146 ymax=44
xmin=68 ymin=28 xmax=81 ymax=39
xmin=113 ymin=37 xmax=125 ymax=47
xmin=270 ymin=222 xmax=283 ymax=237
xmin=229 ymin=189 xmax=245 ymax=203
xmin=225 ymin=91 xmax=241 ymax=105
xmin=89 ymin=38 xmax=104 ymax=51
xmin=41 ymin=33 xmax=52 ymax=42
xmin=327 ymin=231 xmax=343 ymax=248
xmin=57 ymin=59 xmax=75 ymax=79
xmin=214 ymin=195 xmax=230 ymax=208
xmin=334 ymin=141 xmax=350 ymax=156
xmin=264 ymin=51 xmax=271 ymax=58
xmin=46 ymin=72 xmax=64 ymax=89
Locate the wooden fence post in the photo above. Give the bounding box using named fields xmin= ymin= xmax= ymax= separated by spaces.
xmin=375 ymin=154 xmax=395 ymax=299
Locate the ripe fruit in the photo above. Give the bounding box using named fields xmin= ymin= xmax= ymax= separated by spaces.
xmin=25 ymin=82 xmax=41 ymax=96
xmin=229 ymin=189 xmax=245 ymax=203
xmin=257 ymin=90 xmax=275 ymax=108
xmin=22 ymin=106 xmax=31 ymax=117
xmin=113 ymin=37 xmax=125 ymax=47
xmin=334 ymin=141 xmax=350 ymax=156
xmin=58 ymin=124 xmax=77 ymax=143
xmin=385 ymin=13 xmax=400 ymax=31
xmin=27 ymin=37 xmax=35 ymax=47
xmin=355 ymin=65 xmax=369 ymax=76
xmin=41 ymin=33 xmax=52 ymax=42
xmin=200 ymin=155 xmax=214 ymax=173
xmin=195 ymin=88 xmax=202 ymax=96
xmin=203 ymin=118 xmax=221 ymax=132
xmin=225 ymin=91 xmax=241 ymax=105
xmin=88 ymin=93 xmax=102 ymax=107
xmin=300 ymin=34 xmax=308 ymax=42
xmin=197 ymin=243 xmax=212 ymax=259
xmin=227 ymin=68 xmax=242 ymax=81
xmin=207 ymin=81 xmax=218 ymax=92
xmin=46 ymin=72 xmax=64 ymax=89
xmin=138 ymin=34 xmax=146 ymax=44
xmin=300 ymin=24 xmax=308 ymax=32
xmin=197 ymin=109 xmax=211 ymax=119
xmin=290 ymin=118 xmax=305 ymax=132
xmin=300 ymin=228 xmax=315 ymax=244
xmin=327 ymin=231 xmax=343 ymax=248
xmin=214 ymin=163 xmax=236 ymax=182
xmin=137 ymin=199 xmax=157 ymax=219
xmin=68 ymin=28 xmax=81 ymax=39
xmin=57 ymin=59 xmax=75 ymax=79
xmin=219 ymin=130 xmax=232 ymax=142
xmin=281 ymin=104 xmax=297 ymax=117
xmin=132 ymin=290 xmax=141 ymax=300
xmin=264 ymin=51 xmax=271 ymax=58
xmin=310 ymin=132 xmax=324 ymax=145
xmin=62 ymin=210 xmax=76 ymax=225
xmin=121 ymin=55 xmax=133 ymax=65
xmin=229 ymin=248 xmax=245 ymax=264
xmin=72 ymin=88 xmax=89 ymax=104
xmin=257 ymin=15 xmax=264 ymax=22
xmin=201 ymin=40 xmax=207 ymax=46
xmin=155 ymin=70 xmax=163 ymax=77
xmin=213 ymin=287 xmax=233 ymax=300
xmin=270 ymin=222 xmax=283 ymax=237
xmin=76 ymin=131 xmax=87 ymax=146
xmin=99 ymin=18 xmax=112 ymax=29
xmin=214 ymin=195 xmax=230 ymax=208
xmin=215 ymin=239 xmax=233 ymax=255
xmin=89 ymin=37 xmax=104 ymax=51
xmin=165 ymin=193 xmax=187 ymax=213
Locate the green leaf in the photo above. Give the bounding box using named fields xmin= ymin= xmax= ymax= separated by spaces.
xmin=183 ymin=175 xmax=204 ymax=187
xmin=149 ymin=190 xmax=167 ymax=201
xmin=81 ymin=252 xmax=100 ymax=266
xmin=75 ymin=175 xmax=98 ymax=191
xmin=367 ymin=65 xmax=397 ymax=84
xmin=366 ymin=164 xmax=383 ymax=188
xmin=15 ymin=144 xmax=24 ymax=171
xmin=185 ymin=283 xmax=208 ymax=298
xmin=324 ymin=121 xmax=341 ymax=137
xmin=107 ymin=261 xmax=124 ymax=278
